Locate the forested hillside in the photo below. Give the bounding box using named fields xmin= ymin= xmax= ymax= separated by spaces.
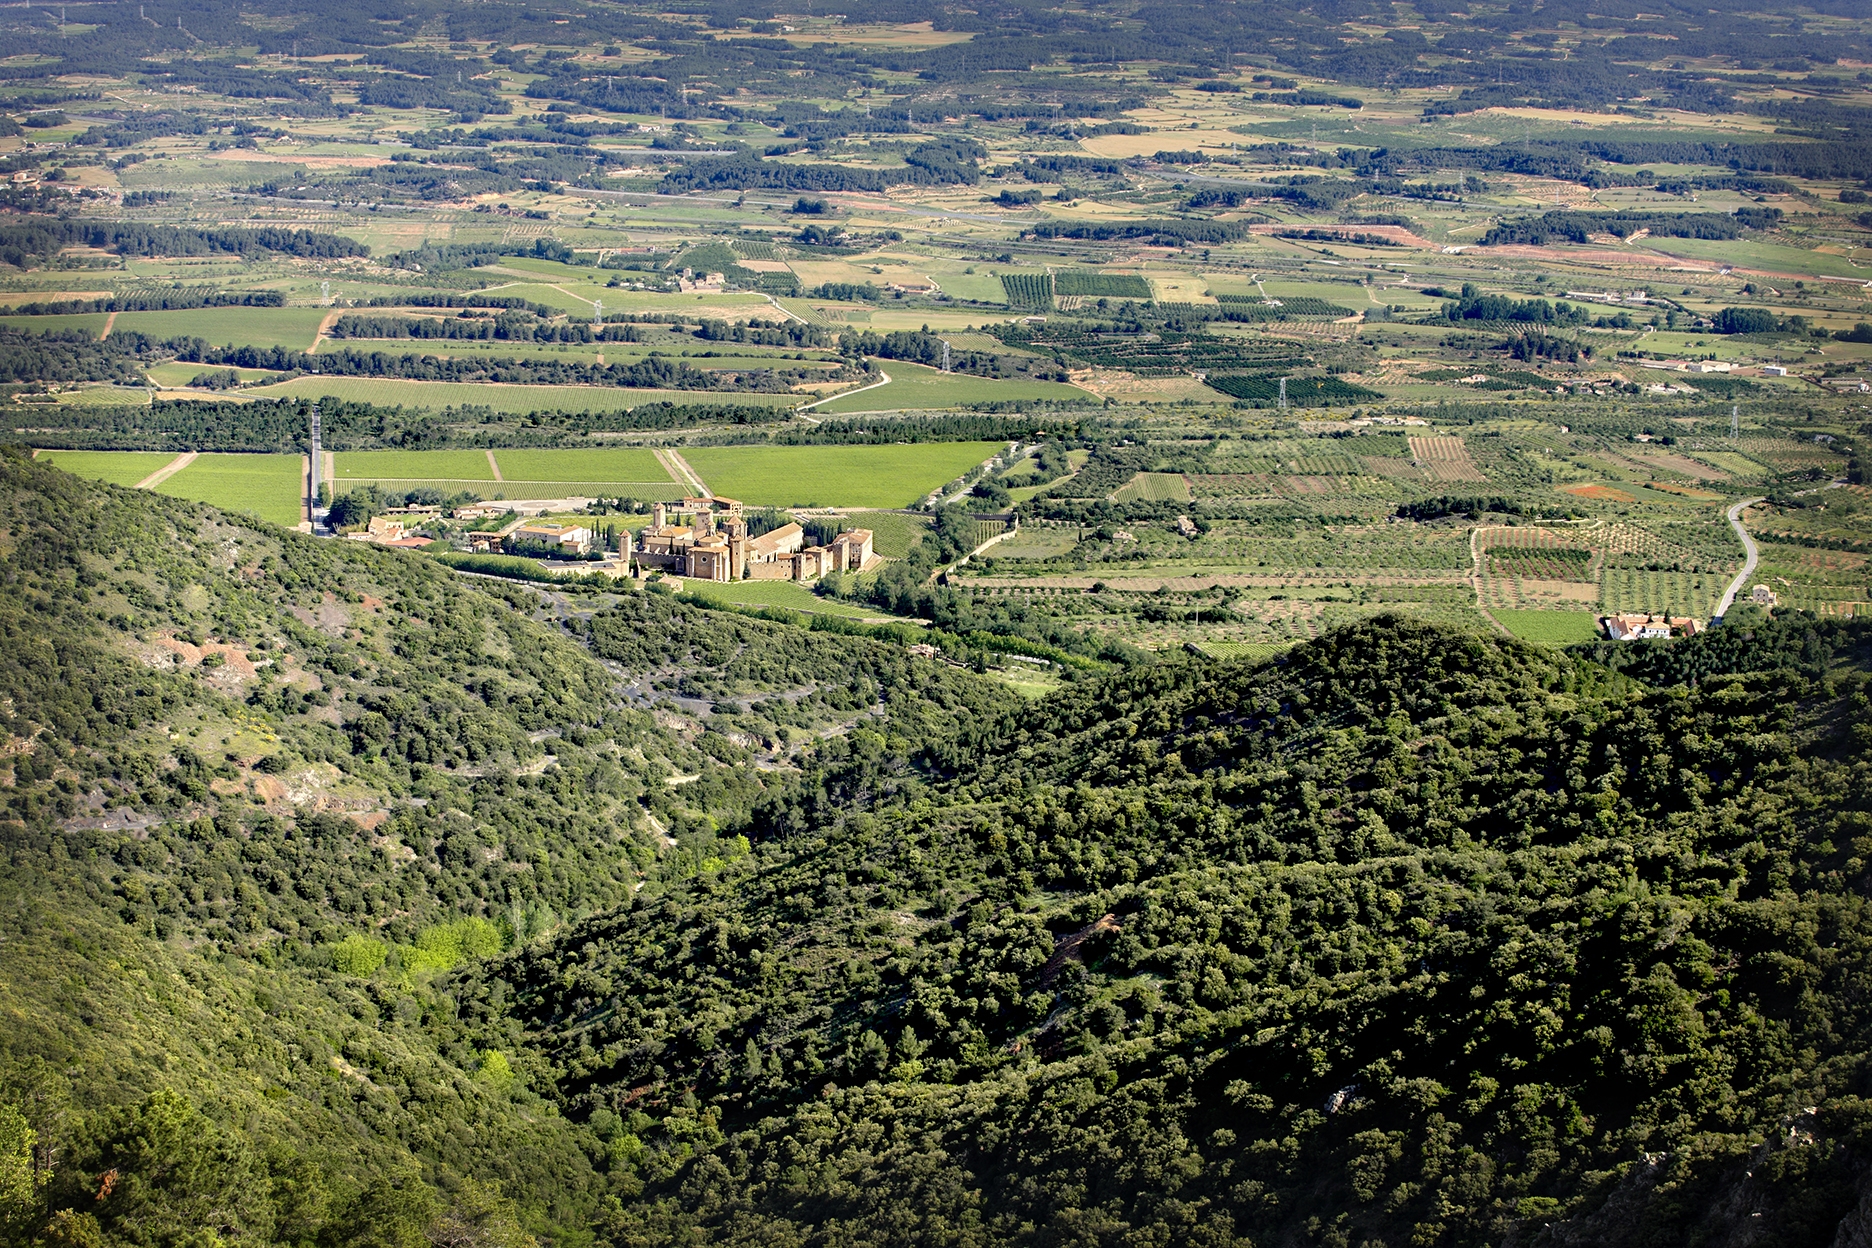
xmin=4 ymin=448 xmax=1872 ymax=1246
xmin=494 ymin=613 xmax=1872 ymax=1245
xmin=0 ymin=449 xmax=1013 ymax=1246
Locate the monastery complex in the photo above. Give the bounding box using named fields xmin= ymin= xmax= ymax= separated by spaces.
xmin=632 ymin=496 xmax=878 ymax=583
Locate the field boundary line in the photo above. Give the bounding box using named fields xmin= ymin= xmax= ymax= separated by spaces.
xmin=660 ymin=449 xmax=708 ymax=496
xmin=486 ymin=450 xmax=505 ymax=482
xmin=135 ymin=451 xmax=196 ymax=490
xmin=799 ymin=368 xmax=890 ymax=412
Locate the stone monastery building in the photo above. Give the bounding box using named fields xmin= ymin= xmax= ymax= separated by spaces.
xmin=631 ymin=496 xmax=878 ymax=583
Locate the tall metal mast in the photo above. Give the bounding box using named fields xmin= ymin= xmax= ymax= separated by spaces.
xmin=308 ymin=403 xmax=323 ymax=525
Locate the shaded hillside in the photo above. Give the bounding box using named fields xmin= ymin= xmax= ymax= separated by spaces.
xmin=494 ymin=616 xmax=1872 ymax=1247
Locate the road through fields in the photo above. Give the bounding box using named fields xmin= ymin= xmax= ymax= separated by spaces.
xmin=1715 ymin=497 xmax=1764 ymax=621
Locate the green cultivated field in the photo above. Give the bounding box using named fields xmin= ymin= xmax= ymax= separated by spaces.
xmin=1112 ymin=471 xmax=1192 ymax=502
xmin=318 ymin=339 xmax=839 ymax=371
xmin=334 ymin=448 xmax=684 ymax=501
xmin=1193 ymin=640 xmax=1291 ymax=661
xmin=154 ymin=453 xmax=304 ymax=527
xmin=494 ymin=481 xmax=687 ymax=501
xmin=685 ymin=443 xmax=1000 ymax=508
xmin=244 ymin=376 xmax=797 ymax=412
xmin=146 ymin=362 xmax=283 ymax=387
xmin=815 ymin=361 xmax=1091 ymax=414
xmin=679 ymin=579 xmax=889 ymax=620
xmin=115 ymin=307 xmax=331 ymax=350
xmin=34 ymin=449 xmax=179 ymax=487
xmin=846 ymin=510 xmax=932 ymax=558
xmin=495 ymin=448 xmax=673 ymax=484
xmin=337 ymin=450 xmax=497 ymax=482
xmin=1492 ymin=609 xmax=1603 ymax=644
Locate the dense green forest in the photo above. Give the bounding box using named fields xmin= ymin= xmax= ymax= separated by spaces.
xmin=3 ymin=448 xmax=1872 ymax=1245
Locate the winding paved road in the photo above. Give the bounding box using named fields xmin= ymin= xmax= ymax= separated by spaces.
xmin=1714 ymin=497 xmax=1764 ymax=621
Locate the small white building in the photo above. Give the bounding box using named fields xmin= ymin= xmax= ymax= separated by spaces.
xmin=510 ymin=521 xmax=593 ymax=555
xmin=1604 ymin=613 xmax=1700 ymax=641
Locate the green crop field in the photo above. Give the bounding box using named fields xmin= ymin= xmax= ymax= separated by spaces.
xmin=1112 ymin=471 xmax=1192 ymax=502
xmin=114 ymin=307 xmax=331 ymax=350
xmin=498 ymin=481 xmax=689 ymax=501
xmin=493 ymin=448 xmax=674 ymax=484
xmin=989 ymin=528 xmax=1081 ymax=560
xmin=1192 ymin=640 xmax=1291 ymax=661
xmin=243 ymin=376 xmax=797 ymax=412
xmin=154 ymin=453 xmax=305 ymax=527
xmin=999 ymin=272 xmax=1053 ymax=311
xmin=317 ymin=339 xmax=610 ymax=364
xmin=678 ymin=579 xmax=885 ymax=620
xmin=145 ymin=362 xmax=283 ymax=387
xmin=34 ymin=449 xmax=180 ymax=487
xmin=334 ymin=448 xmax=683 ymax=500
xmin=1491 ymin=609 xmax=1603 ymax=644
xmin=1601 ymin=568 xmax=1728 ymax=618
xmin=814 ymin=362 xmax=1090 ymax=414
xmin=1055 ymin=270 xmax=1152 ymax=299
xmin=334 ymin=478 xmax=684 ymax=502
xmin=684 ymin=443 xmax=1000 ymax=508
xmin=845 ymin=510 xmax=932 ymax=558
xmin=317 ymin=340 xmax=838 ymax=371
xmin=336 ymin=450 xmax=498 ymax=482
